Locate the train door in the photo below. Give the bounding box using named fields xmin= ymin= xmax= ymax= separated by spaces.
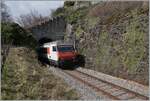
xmin=50 ymin=45 xmax=58 ymax=61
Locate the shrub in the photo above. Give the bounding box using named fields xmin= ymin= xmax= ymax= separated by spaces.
xmin=51 ymin=7 xmax=66 ymax=17
xmin=66 ymin=8 xmax=87 ymax=24
xmin=64 ymin=1 xmax=75 ymax=7
xmin=1 ymin=22 xmax=37 ymax=48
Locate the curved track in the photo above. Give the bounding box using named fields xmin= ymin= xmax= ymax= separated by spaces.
xmin=63 ymin=70 xmax=149 ymax=100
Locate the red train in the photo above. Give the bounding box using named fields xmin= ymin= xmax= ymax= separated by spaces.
xmin=37 ymin=41 xmax=80 ymax=67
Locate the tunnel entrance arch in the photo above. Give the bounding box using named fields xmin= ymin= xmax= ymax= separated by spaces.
xmin=26 ymin=16 xmax=66 ymax=42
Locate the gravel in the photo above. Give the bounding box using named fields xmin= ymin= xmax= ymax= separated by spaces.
xmin=48 ymin=66 xmax=108 ymax=100
xmin=77 ymin=67 xmax=149 ymax=97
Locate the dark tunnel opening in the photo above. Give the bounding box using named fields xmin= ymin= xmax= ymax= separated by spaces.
xmin=37 ymin=37 xmax=52 ymax=66
xmin=38 ymin=37 xmax=53 ymax=45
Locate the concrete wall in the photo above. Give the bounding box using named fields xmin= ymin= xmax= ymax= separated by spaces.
xmin=27 ymin=16 xmax=66 ymax=41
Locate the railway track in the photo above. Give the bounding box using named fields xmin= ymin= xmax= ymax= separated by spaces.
xmin=63 ymin=70 xmax=149 ymax=100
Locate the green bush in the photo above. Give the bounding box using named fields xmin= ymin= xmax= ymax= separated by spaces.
xmin=121 ymin=18 xmax=146 ymax=73
xmin=64 ymin=1 xmax=75 ymax=7
xmin=87 ymin=16 xmax=99 ymax=28
xmin=1 ymin=22 xmax=37 ymax=48
xmin=51 ymin=7 xmax=66 ymax=17
xmin=66 ymin=8 xmax=87 ymax=24
xmin=75 ymin=26 xmax=84 ymax=38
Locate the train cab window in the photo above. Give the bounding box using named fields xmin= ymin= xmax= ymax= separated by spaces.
xmin=52 ymin=46 xmax=57 ymax=51
xmin=57 ymin=45 xmax=74 ymax=52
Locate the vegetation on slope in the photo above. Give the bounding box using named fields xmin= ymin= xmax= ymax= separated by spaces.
xmin=53 ymin=1 xmax=149 ymax=85
xmin=1 ymin=47 xmax=79 ymax=100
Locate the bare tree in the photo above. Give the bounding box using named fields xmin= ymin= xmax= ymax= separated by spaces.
xmin=1 ymin=1 xmax=13 ymax=72
xmin=17 ymin=9 xmax=49 ymax=28
xmin=1 ymin=1 xmax=12 ymax=23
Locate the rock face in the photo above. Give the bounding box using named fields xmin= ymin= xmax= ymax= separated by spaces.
xmin=65 ymin=1 xmax=149 ymax=85
xmin=27 ymin=16 xmax=66 ymax=41
xmin=73 ymin=1 xmax=91 ymax=9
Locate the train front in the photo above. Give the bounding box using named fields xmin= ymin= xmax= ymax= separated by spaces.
xmin=57 ymin=45 xmax=78 ymax=67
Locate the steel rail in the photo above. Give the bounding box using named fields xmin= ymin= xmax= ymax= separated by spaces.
xmin=63 ymin=70 xmax=120 ymax=100
xmin=75 ymin=70 xmax=149 ymax=100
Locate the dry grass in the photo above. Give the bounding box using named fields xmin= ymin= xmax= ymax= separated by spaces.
xmin=1 ymin=47 xmax=80 ymax=100
xmin=88 ymin=1 xmax=145 ymax=18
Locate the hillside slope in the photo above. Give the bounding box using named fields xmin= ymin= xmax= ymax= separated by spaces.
xmin=62 ymin=1 xmax=149 ymax=85
xmin=1 ymin=47 xmax=79 ymax=100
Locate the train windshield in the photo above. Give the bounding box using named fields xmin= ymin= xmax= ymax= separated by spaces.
xmin=57 ymin=45 xmax=75 ymax=52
